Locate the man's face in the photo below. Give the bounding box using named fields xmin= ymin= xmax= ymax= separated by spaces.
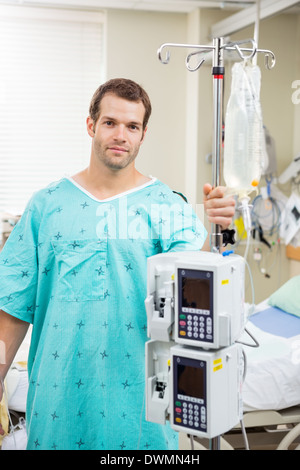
xmin=87 ymin=93 xmax=147 ymax=171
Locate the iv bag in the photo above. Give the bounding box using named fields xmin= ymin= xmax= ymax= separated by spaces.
xmin=223 ymin=62 xmax=267 ymax=199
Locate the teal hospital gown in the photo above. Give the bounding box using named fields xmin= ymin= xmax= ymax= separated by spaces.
xmin=0 ymin=177 xmax=207 ymax=450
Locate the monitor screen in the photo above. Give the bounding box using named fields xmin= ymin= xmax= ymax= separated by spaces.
xmin=182 ymin=276 xmax=210 ymax=310
xmin=177 ymin=363 xmax=205 ymax=400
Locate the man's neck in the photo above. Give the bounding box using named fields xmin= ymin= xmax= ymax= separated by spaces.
xmin=72 ymin=163 xmax=151 ymax=200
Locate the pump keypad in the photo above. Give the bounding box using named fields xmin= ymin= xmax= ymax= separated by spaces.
xmin=174 ymin=399 xmax=206 ymax=431
xmin=179 ymin=310 xmax=213 ymax=342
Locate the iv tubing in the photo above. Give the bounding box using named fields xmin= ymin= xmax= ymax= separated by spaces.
xmin=239 ymin=197 xmax=252 ymax=261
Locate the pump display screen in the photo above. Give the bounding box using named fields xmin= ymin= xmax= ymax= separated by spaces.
xmin=177 ymin=268 xmax=214 ymax=343
xmin=178 ymin=364 xmax=205 ymax=400
xmin=182 ymin=277 xmax=210 ymax=310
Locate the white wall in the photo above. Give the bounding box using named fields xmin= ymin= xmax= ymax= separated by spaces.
xmin=106 ymin=9 xmax=188 ymax=196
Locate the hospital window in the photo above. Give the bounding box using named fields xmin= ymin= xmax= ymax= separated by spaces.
xmin=0 ymin=4 xmax=106 ymax=215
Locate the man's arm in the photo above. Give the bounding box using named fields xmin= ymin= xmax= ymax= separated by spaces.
xmin=0 ymin=309 xmax=29 ymax=435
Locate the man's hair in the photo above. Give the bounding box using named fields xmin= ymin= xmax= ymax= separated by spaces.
xmin=89 ymin=78 xmax=152 ymax=131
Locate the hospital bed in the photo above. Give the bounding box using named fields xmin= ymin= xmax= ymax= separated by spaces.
xmin=225 ymin=276 xmax=300 ymax=450
xmin=2 ymin=277 xmax=300 ymax=450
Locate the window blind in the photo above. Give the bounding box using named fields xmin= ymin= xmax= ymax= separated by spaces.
xmin=0 ymin=6 xmax=106 ymax=214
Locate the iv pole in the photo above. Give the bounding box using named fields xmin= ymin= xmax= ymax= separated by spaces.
xmin=211 ymin=37 xmax=225 ymax=254
xmin=157 ymin=36 xmax=275 ymax=450
xmin=210 ymin=40 xmax=223 ymax=451
xmin=157 ymin=38 xmax=275 ymax=255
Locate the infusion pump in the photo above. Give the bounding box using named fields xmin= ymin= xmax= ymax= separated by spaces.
xmin=145 ymin=250 xmax=246 ymax=349
xmin=145 ymin=250 xmax=246 ymax=440
xmin=145 ymin=340 xmax=243 ymax=439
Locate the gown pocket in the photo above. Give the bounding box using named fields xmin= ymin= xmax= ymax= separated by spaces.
xmin=51 ymin=238 xmax=107 ymax=301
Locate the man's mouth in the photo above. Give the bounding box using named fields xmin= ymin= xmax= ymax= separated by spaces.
xmin=108 ymin=146 xmax=129 ymax=154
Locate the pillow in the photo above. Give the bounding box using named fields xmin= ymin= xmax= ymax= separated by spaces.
xmin=268 ymin=275 xmax=300 ymax=317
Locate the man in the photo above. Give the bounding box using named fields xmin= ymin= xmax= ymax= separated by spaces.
xmin=0 ymin=78 xmax=235 ymax=450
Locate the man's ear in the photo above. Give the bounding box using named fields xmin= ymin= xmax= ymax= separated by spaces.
xmin=140 ymin=126 xmax=147 ymax=144
xmin=86 ymin=116 xmax=95 ymax=137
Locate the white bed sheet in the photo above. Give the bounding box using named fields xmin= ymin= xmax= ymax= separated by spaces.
xmin=242 ymin=304 xmax=300 ymax=412
xmin=6 ymin=326 xmax=31 ymax=413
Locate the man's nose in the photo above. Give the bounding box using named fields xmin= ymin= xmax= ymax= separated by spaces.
xmin=113 ymin=125 xmax=126 ymax=141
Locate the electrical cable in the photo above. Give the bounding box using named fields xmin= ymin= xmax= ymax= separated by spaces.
xmin=240 ymin=418 xmax=250 ymax=450
xmin=251 ymin=193 xmax=282 ymax=237
xmin=189 ymin=434 xmax=195 ymax=450
xmin=237 ymin=327 xmax=260 ymax=349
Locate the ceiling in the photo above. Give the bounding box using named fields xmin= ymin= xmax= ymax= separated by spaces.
xmin=0 ymin=0 xmax=299 ymax=28
xmin=0 ymin=0 xmax=257 ymax=13
xmin=0 ymin=0 xmax=299 ymax=15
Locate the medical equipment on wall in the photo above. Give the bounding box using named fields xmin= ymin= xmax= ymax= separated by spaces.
xmin=145 ymin=250 xmax=245 ymax=440
xmin=242 ymin=184 xmax=284 ymax=279
xmin=276 ymin=154 xmax=300 ymax=245
xmin=278 ymin=154 xmax=300 ymax=184
xmin=252 ymin=184 xmax=286 ymax=235
xmin=263 ymin=126 xmax=277 ymax=177
xmin=280 ymin=192 xmax=300 ymax=246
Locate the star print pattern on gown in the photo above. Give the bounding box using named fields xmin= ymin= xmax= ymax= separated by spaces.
xmin=0 ymin=177 xmax=206 ymax=450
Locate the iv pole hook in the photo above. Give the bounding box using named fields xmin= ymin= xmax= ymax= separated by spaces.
xmin=223 ymin=39 xmax=257 ymax=62
xmin=186 ymin=51 xmax=207 ymax=72
xmin=262 ymin=50 xmax=276 ymax=69
xmin=157 ymin=44 xmax=171 ymax=64
xmin=157 ymin=42 xmax=215 ymax=68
